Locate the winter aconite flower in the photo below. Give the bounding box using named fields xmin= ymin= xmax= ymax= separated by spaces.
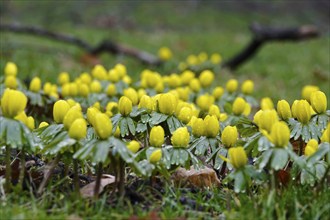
xmin=212 ymin=87 xmax=224 ymax=100
xmin=226 ymin=79 xmax=238 ymax=93
xmin=149 ymin=149 xmax=162 ymax=163
xmin=208 ymin=105 xmax=221 ymax=119
xmin=5 ymin=62 xmax=18 ymax=76
xmin=268 ymin=121 xmax=290 ymax=148
xmin=118 ymin=96 xmax=133 ymax=116
xmin=149 ymin=126 xmax=165 ymax=147
xmin=178 ymin=107 xmax=193 ymax=124
xmin=304 ymin=139 xmax=318 ymax=156
xmin=241 ymin=80 xmax=254 ymax=95
xmin=63 ymin=106 xmax=83 ymax=130
xmin=158 ymin=93 xmax=178 ymax=115
xmin=232 ymin=97 xmax=247 ymax=115
xmin=191 ymin=117 xmax=205 ymax=137
xmin=228 ymin=147 xmax=248 ymax=169
xmin=158 ymin=47 xmax=172 ymax=61
xmin=124 ymin=88 xmax=139 ymax=105
xmin=69 ymin=118 xmax=87 ymax=140
xmin=199 ymin=70 xmax=214 ymax=88
xmin=261 ymin=97 xmax=274 ymax=110
xmin=53 ymin=100 xmax=71 ymax=123
xmin=127 ymin=140 xmax=140 ymax=153
xmin=138 ymin=95 xmax=154 ymax=111
xmin=94 ymin=113 xmax=112 ymax=139
xmin=321 ymin=125 xmax=330 ymax=143
xmin=90 ymin=80 xmax=102 ymax=93
xmin=171 ymin=127 xmax=190 ymax=148
xmin=301 ymin=85 xmax=319 ymax=102
xmin=310 ymin=91 xmax=327 ymax=114
xmin=189 ymin=79 xmax=201 ymax=93
xmin=257 ymin=110 xmax=279 ymax=133
xmin=38 ymin=121 xmax=49 ymax=128
xmin=221 ymin=126 xmax=238 ymax=148
xmin=5 ymin=75 xmax=18 ymax=89
xmin=1 ymin=89 xmax=27 ymax=118
xmin=92 ymin=64 xmax=107 ymax=80
xmin=58 ymin=72 xmax=70 ymax=85
xmin=277 ymin=100 xmax=292 ymax=120
xmin=294 ymin=100 xmax=311 ymax=124
xmin=106 ymin=84 xmax=116 ymax=97
xmin=87 ymin=107 xmax=100 ymax=127
xmin=204 ymin=115 xmax=219 ymax=138
xmin=29 ymin=77 xmax=41 ymax=92
xmin=27 ymin=116 xmax=35 ymax=130
xmin=196 ymin=94 xmax=214 ymax=112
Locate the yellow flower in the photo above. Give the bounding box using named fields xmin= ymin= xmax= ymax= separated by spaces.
xmin=168 ymin=74 xmax=182 ymax=88
xmin=277 ymin=100 xmax=292 ymax=120
xmin=176 ymin=87 xmax=190 ymax=101
xmin=69 ymin=118 xmax=87 ymax=140
xmin=226 ymin=79 xmax=238 ymax=93
xmin=123 ymin=75 xmax=132 ymax=85
xmin=149 ymin=149 xmax=162 ymax=163
xmin=158 ymin=93 xmax=178 ymax=115
xmin=87 ymin=107 xmax=100 ymax=126
xmin=114 ymin=126 xmax=120 ymax=138
xmin=301 ymin=85 xmax=319 ymax=102
xmin=243 ymin=103 xmax=251 ymax=116
xmin=43 ymin=82 xmax=52 ymax=95
xmin=212 ymin=86 xmax=224 ymax=100
xmin=304 ymin=139 xmax=318 ymax=156
xmin=14 ymin=111 xmax=28 ymax=125
xmin=196 ymin=94 xmax=214 ymax=111
xmin=204 ymin=115 xmax=219 ymax=138
xmin=58 ymin=72 xmax=70 ymax=85
xmin=228 ymin=147 xmax=248 ymax=169
xmin=138 ymin=95 xmax=153 ymax=111
xmin=92 ymin=64 xmax=107 ymax=80
xmin=171 ymin=127 xmax=190 ymax=148
xmin=295 ymin=100 xmax=311 ymax=124
xmin=63 ymin=106 xmax=83 ymax=130
xmin=198 ymin=52 xmax=208 ymax=63
xmin=94 ymin=113 xmax=112 ymax=139
xmin=220 ymin=113 xmax=228 ymax=122
xmin=118 ymin=96 xmax=133 ymax=116
xmin=257 ymin=110 xmax=279 ymax=133
xmin=38 ymin=121 xmax=49 ymax=128
xmin=310 ymin=91 xmax=327 ymax=114
xmin=191 ymin=117 xmax=205 ymax=137
xmin=210 ymin=53 xmax=222 ymax=64
xmin=29 ymin=77 xmax=41 ymax=92
xmin=1 ymin=89 xmax=27 ymax=118
xmin=321 ymin=125 xmax=330 ymax=143
xmin=127 ymin=140 xmax=140 ymax=153
xmin=189 ymin=79 xmax=201 ymax=93
xmin=79 ymin=72 xmax=92 ymax=85
xmin=90 ymin=80 xmax=102 ymax=93
xmin=199 ymin=70 xmax=214 ymax=88
xmin=241 ymin=80 xmax=254 ymax=95
xmin=106 ymin=102 xmax=118 ymax=114
xmin=158 ymin=47 xmax=172 ymax=61
xmin=149 ymin=126 xmax=165 ymax=147
xmin=268 ymin=121 xmax=290 ymax=147
xmin=27 ymin=116 xmax=35 ymax=130
xmin=180 ymin=70 xmax=195 ymax=85
xmin=5 ymin=75 xmax=18 ymax=89
xmin=178 ymin=107 xmax=193 ymax=124
xmin=78 ymin=83 xmax=90 ymax=97
xmin=124 ymin=88 xmax=139 ymax=105
xmin=208 ymin=105 xmax=221 ymax=119
xmin=106 ymin=84 xmax=116 ymax=97
xmin=261 ymin=97 xmax=274 ymax=110
xmin=291 ymin=100 xmax=299 ymax=118
xmin=232 ymin=97 xmax=247 ymax=115
xmin=221 ymin=126 xmax=238 ymax=148
xmin=108 ymin=69 xmax=120 ymax=83
xmin=5 ymin=62 xmax=18 ymax=76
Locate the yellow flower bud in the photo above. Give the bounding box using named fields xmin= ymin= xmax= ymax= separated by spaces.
xmin=127 ymin=140 xmax=140 ymax=153
xmin=221 ymin=126 xmax=238 ymax=148
xmin=108 ymin=69 xmax=120 ymax=83
xmin=124 ymin=88 xmax=139 ymax=105
xmin=149 ymin=126 xmax=165 ymax=147
xmin=191 ymin=117 xmax=205 ymax=137
xmin=123 ymin=75 xmax=132 ymax=84
xmin=63 ymin=106 xmax=83 ymax=130
xmin=301 ymin=85 xmax=319 ymax=102
xmin=277 ymin=100 xmax=292 ymax=120
xmin=180 ymin=70 xmax=195 ymax=85
xmin=43 ymin=82 xmax=52 ymax=95
xmin=106 ymin=84 xmax=116 ymax=97
xmin=168 ymin=74 xmax=182 ymax=88
xmin=27 ymin=116 xmax=35 ymax=130
xmin=69 ymin=118 xmax=87 ymax=140
xmin=118 ymin=96 xmax=133 ymax=116
xmin=268 ymin=121 xmax=290 ymax=147
xmin=149 ymin=149 xmax=162 ymax=163
xmin=94 ymin=113 xmax=112 ymax=139
xmin=208 ymin=105 xmax=221 ymax=119
xmin=198 ymin=52 xmax=208 ymax=63
xmin=189 ymin=79 xmax=201 ymax=93
xmin=90 ymin=80 xmax=102 ymax=93
xmin=114 ymin=63 xmax=127 ymax=79
xmin=78 ymin=83 xmax=90 ymax=97
xmin=295 ymin=100 xmax=311 ymax=124
xmin=176 ymin=87 xmax=190 ymax=101
xmin=79 ymin=72 xmax=92 ymax=85
xmin=304 ymin=145 xmax=316 ymax=157
xmin=1 ymin=89 xmax=27 ymax=118
xmin=38 ymin=121 xmax=49 ymax=128
xmin=5 ymin=75 xmax=18 ymax=89
xmin=212 ymin=86 xmax=224 ymax=100
xmin=228 ymin=147 xmax=248 ymax=169
xmin=155 ymin=82 xmax=164 ymax=93
xmin=291 ymin=100 xmax=298 ymax=118
xmin=321 ymin=126 xmax=329 ymax=143
xmin=61 ymin=84 xmax=70 ymax=97
xmin=261 ymin=97 xmax=274 ymax=110
xmin=204 ymin=115 xmax=219 ymax=138
xmin=87 ymin=107 xmax=100 ymax=126
xmin=307 ymin=139 xmax=318 ymax=150
xmin=186 ymin=54 xmax=198 ymax=65
xmin=243 ymin=103 xmax=251 ymax=116
xmin=210 ymin=53 xmax=222 ymax=64
xmin=114 ymin=126 xmax=120 ymax=138
xmin=199 ymin=70 xmax=214 ymax=88
xmin=220 ymin=113 xmax=228 ymax=122
xmin=5 ymin=62 xmax=18 ymax=76
xmin=196 ymin=94 xmax=214 ymax=112
xmin=58 ymin=72 xmax=70 ymax=85
xmin=241 ymin=80 xmax=254 ymax=95
xmin=178 ymin=107 xmax=192 ymax=124
xmin=92 ymin=65 xmax=107 ymax=80
xmin=106 ymin=102 xmax=118 ymax=114
xmin=158 ymin=93 xmax=178 ymax=115
xmin=138 ymin=95 xmax=153 ymax=111
xmin=310 ymin=91 xmax=327 ymax=114
xmin=232 ymin=97 xmax=247 ymax=115
xmin=29 ymin=77 xmax=41 ymax=92
xmin=226 ymin=79 xmax=238 ymax=93
xmin=14 ymin=111 xmax=28 ymax=125
xmin=257 ymin=110 xmax=279 ymax=133
xmin=158 ymin=46 xmax=172 ymax=61
xmin=171 ymin=127 xmax=190 ymax=148
xmin=69 ymin=83 xmax=78 ymax=96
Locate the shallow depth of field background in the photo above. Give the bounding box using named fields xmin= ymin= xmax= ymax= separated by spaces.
xmin=1 ymin=1 xmax=329 ymax=103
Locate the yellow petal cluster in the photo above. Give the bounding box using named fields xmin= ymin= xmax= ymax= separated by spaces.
xmin=221 ymin=126 xmax=238 ymax=148
xmin=149 ymin=126 xmax=165 ymax=147
xmin=94 ymin=113 xmax=112 ymax=139
xmin=1 ymin=89 xmax=28 ymax=118
xmin=171 ymin=127 xmax=190 ymax=148
xmin=228 ymin=147 xmax=248 ymax=169
xmin=118 ymin=96 xmax=133 ymax=116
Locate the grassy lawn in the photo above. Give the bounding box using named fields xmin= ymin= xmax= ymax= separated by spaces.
xmin=1 ymin=1 xmax=330 ymax=219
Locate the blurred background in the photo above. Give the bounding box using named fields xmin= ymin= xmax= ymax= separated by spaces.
xmin=1 ymin=0 xmax=329 ymax=102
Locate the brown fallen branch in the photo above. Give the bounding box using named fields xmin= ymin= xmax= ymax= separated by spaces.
xmin=222 ymin=23 xmax=319 ymax=70
xmin=0 ymin=23 xmax=162 ymax=66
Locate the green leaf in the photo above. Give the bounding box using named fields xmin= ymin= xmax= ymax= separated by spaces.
xmin=258 ymin=149 xmax=273 ymax=169
xmin=234 ymin=170 xmax=246 ymax=193
xmin=271 ymin=148 xmax=289 ymax=170
xmin=136 ymin=123 xmax=147 ymax=133
xmin=195 ymin=139 xmax=209 ymax=156
xmin=307 ymin=143 xmax=330 ymax=164
xmin=94 ymin=140 xmax=111 ymax=163
xmin=112 ymin=137 xmax=134 ymax=163
xmin=6 ymin=120 xmax=23 ymax=148
xmin=178 ymin=149 xmax=189 ymax=167
xmin=119 ymin=118 xmax=129 ymax=137
xmin=301 ymin=125 xmax=311 ymax=142
xmin=315 ymin=162 xmax=326 ymax=180
xmin=127 ymin=117 xmax=136 ymax=135
xmin=149 ymin=112 xmax=168 ymax=126
xmin=74 ymin=139 xmax=96 ymax=160
xmin=166 ymin=116 xmax=176 ymax=133
xmin=141 ymin=114 xmax=150 ymax=123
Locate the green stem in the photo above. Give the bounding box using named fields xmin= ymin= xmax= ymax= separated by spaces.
xmin=37 ymin=154 xmax=61 ymax=195
xmin=18 ymin=147 xmax=26 ymax=191
xmin=271 ymin=170 xmax=277 ymax=191
xmin=5 ymin=145 xmax=11 ymax=193
xmin=94 ymin=162 xmax=103 ymax=199
xmin=73 ymin=144 xmax=80 ymax=196
xmin=299 ymin=137 xmax=304 ymax=156
xmin=118 ymin=158 xmax=125 ymax=200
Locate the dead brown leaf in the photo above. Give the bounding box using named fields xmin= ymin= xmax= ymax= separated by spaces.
xmin=80 ymin=174 xmax=115 ymax=198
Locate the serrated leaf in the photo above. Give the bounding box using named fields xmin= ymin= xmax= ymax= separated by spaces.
xmin=94 ymin=140 xmax=111 ymax=163
xmin=127 ymin=117 xmax=136 ymax=135
xmin=136 ymin=123 xmax=147 ymax=133
xmin=149 ymin=112 xmax=168 ymax=126
xmin=167 ymin=116 xmax=176 ymax=133
xmin=195 ymin=139 xmax=209 ymax=156
xmin=270 ymin=148 xmax=289 ymax=171
xmin=307 ymin=143 xmax=330 ymax=164
xmin=301 ymin=125 xmax=311 ymax=142
xmin=119 ymin=118 xmax=129 ymax=137
xmin=258 ymin=149 xmax=273 ymax=169
xmin=112 ymin=137 xmax=134 ymax=163
xmin=234 ymin=170 xmax=245 ymax=193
